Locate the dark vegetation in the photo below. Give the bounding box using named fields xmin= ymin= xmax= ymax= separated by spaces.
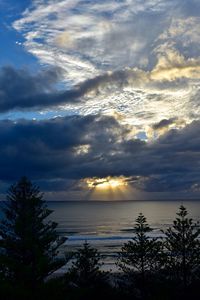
xmin=1 ymin=177 xmax=200 ymax=300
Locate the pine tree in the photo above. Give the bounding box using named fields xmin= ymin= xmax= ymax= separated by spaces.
xmin=0 ymin=177 xmax=66 ymax=290
xmin=67 ymin=241 xmax=108 ymax=288
xmin=118 ymin=213 xmax=163 ymax=287
xmin=163 ymin=205 xmax=200 ymax=289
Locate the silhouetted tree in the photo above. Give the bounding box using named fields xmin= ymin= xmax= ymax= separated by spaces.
xmin=118 ymin=213 xmax=163 ymax=295
xmin=0 ymin=177 xmax=66 ymax=291
xmin=66 ymin=241 xmax=108 ymax=289
xmin=163 ymin=205 xmax=200 ymax=290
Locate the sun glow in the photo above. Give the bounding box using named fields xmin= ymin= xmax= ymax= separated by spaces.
xmin=84 ymin=176 xmax=136 ymax=200
xmin=86 ymin=176 xmax=128 ymax=190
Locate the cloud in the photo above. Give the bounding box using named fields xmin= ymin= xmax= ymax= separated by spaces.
xmin=0 ymin=114 xmax=131 ymax=182
xmin=148 ymin=117 xmax=187 ymax=138
xmin=0 ymin=114 xmax=200 ymax=198
xmin=12 ymin=0 xmax=171 ymax=83
xmin=55 ymin=31 xmax=74 ymax=49
xmin=0 ymin=66 xmax=139 ymax=112
xmin=151 ymin=47 xmax=200 ymax=81
xmin=0 ymin=65 xmax=147 ymax=113
xmin=13 ymin=0 xmax=200 ymax=82
xmin=0 ymin=66 xmax=63 ymax=112
xmin=0 ymin=63 xmax=198 ymax=148
xmin=153 ymin=118 xmax=178 ymax=130
xmin=0 ymin=0 xmax=199 ymax=200
xmin=5 ymin=0 xmax=199 ymax=128
xmin=1 ymin=50 xmax=200 ymax=116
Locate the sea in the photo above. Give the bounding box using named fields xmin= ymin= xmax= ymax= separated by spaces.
xmin=46 ymin=200 xmax=200 ymax=273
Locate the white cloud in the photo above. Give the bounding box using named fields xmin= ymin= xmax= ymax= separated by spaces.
xmin=13 ymin=0 xmax=171 ymax=83
xmin=12 ymin=0 xmax=200 ymax=133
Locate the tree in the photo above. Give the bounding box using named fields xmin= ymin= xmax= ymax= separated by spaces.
xmin=163 ymin=205 xmax=200 ymax=290
xmin=67 ymin=241 xmax=108 ymax=289
xmin=0 ymin=177 xmax=66 ymax=290
xmin=118 ymin=213 xmax=163 ymax=289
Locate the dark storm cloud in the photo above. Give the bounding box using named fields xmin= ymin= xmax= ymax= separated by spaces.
xmin=0 ymin=115 xmax=200 ymax=195
xmin=0 ymin=66 xmax=93 ymax=112
xmin=0 ymin=114 xmax=130 ymax=182
xmin=0 ymin=66 xmax=141 ymax=113
xmin=152 ymin=118 xmax=177 ymax=130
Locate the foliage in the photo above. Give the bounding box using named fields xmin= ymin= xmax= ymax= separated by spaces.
xmin=163 ymin=205 xmax=200 ymax=289
xmin=0 ymin=176 xmax=66 ymax=290
xmin=1 ymin=180 xmax=200 ymax=300
xmin=118 ymin=213 xmax=163 ymax=280
xmin=66 ymin=241 xmax=108 ymax=288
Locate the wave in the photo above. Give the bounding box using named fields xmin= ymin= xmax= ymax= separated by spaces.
xmin=63 ymin=232 xmax=166 ymax=246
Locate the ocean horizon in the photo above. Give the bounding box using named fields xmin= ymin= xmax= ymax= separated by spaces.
xmin=1 ymin=200 xmax=200 ymax=272
xmin=45 ymin=200 xmax=200 ymax=272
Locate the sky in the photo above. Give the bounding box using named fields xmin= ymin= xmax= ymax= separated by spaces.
xmin=0 ymin=0 xmax=200 ymax=200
